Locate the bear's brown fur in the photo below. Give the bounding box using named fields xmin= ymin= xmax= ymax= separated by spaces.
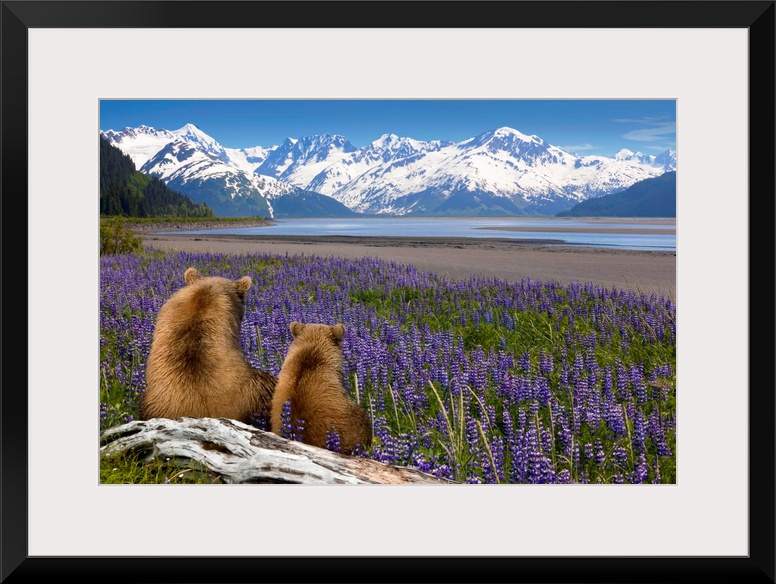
xmin=138 ymin=267 xmax=276 ymax=423
xmin=271 ymin=322 xmax=371 ymax=454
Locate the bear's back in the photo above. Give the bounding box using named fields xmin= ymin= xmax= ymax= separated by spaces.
xmin=153 ymin=280 xmax=242 ymax=357
xmin=140 ymin=270 xmax=275 ymax=422
xmin=271 ymin=323 xmax=371 ymax=453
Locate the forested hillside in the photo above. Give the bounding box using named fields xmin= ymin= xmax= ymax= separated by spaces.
xmin=100 ymin=136 xmax=214 ymax=218
xmin=556 ymin=172 xmax=676 ymax=217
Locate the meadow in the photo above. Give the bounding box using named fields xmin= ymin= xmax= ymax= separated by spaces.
xmin=100 ymin=249 xmax=676 ymax=484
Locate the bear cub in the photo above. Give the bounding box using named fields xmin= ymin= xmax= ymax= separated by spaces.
xmin=271 ymin=321 xmax=371 ymax=454
xmin=139 ymin=267 xmax=276 ymax=424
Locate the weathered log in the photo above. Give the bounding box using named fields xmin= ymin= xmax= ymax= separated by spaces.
xmin=100 ymin=417 xmax=453 ymax=484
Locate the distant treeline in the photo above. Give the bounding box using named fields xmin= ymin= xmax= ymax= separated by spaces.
xmin=100 ymin=136 xmax=214 ymax=218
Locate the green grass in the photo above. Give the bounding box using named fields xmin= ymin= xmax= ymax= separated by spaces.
xmin=101 ymin=452 xmax=224 ymax=484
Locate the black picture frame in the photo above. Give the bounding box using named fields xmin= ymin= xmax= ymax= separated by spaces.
xmin=2 ymin=1 xmax=773 ymax=582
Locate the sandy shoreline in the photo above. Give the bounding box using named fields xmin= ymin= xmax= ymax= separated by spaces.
xmin=138 ymin=222 xmax=676 ymax=298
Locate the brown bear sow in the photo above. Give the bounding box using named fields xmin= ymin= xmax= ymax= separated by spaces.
xmin=271 ymin=322 xmax=371 ymax=454
xmin=139 ymin=267 xmax=276 ymax=423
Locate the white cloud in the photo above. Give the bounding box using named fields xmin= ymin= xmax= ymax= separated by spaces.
xmin=614 ymin=116 xmax=676 ymax=143
xmin=622 ymin=122 xmax=676 ymax=142
xmin=613 ymin=116 xmax=669 ymax=123
xmin=558 ymin=143 xmax=596 ymax=153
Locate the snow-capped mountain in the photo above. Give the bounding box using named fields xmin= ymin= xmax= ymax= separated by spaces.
xmin=103 ymin=123 xmax=275 ymax=173
xmin=301 ymin=133 xmax=453 ymax=196
xmin=102 ymin=123 xmax=676 ymax=217
xmin=652 ymin=148 xmax=677 ymax=172
xmin=100 ymin=125 xmax=179 ymax=170
xmin=277 ymin=127 xmax=676 ymax=216
xmin=255 ymin=134 xmax=359 ymax=188
xmin=101 ymin=125 xmax=355 ymax=218
xmin=171 ymin=123 xmax=231 ymax=163
xmin=138 ymin=140 xmax=285 ymax=217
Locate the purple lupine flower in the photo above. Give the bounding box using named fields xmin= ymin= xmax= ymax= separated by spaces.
xmin=559 ymin=363 xmax=570 ymax=390
xmin=539 ymin=349 xmax=554 ymax=376
xmin=595 ymin=441 xmax=606 ymax=465
xmin=488 ymin=435 xmax=506 ymax=484
xmin=554 ymin=406 xmax=573 ymax=459
xmin=632 ymin=408 xmax=648 ymax=453
xmin=631 ymin=364 xmax=648 ymax=404
xmin=431 ymin=462 xmax=454 ymax=481
xmin=572 ymin=352 xmax=585 ymax=380
xmin=518 ymin=351 xmax=531 ymax=374
xmin=534 ymin=376 xmax=551 ymax=407
xmin=465 ymin=417 xmax=480 ymax=454
xmin=279 ymin=399 xmax=294 ymax=440
xmin=571 ymin=443 xmax=581 ymax=477
xmin=248 ymin=413 xmax=270 ymax=431
xmin=584 ymin=443 xmax=594 ymax=460
xmin=291 ymin=418 xmax=305 ymax=443
xmin=601 ymin=366 xmax=613 ymax=400
xmin=632 ymin=452 xmax=649 ymax=484
xmin=648 ymin=409 xmax=672 ymax=457
xmin=413 ymin=457 xmax=432 ymax=474
xmin=502 ymin=409 xmax=521 ymax=483
xmin=611 ymin=445 xmax=629 ymax=472
xmin=326 ymin=429 xmax=341 ymax=453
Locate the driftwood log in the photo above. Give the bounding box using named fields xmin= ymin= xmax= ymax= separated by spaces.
xmin=100 ymin=417 xmax=453 ymax=484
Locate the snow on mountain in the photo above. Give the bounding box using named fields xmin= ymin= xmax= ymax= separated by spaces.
xmin=139 ymin=141 xmax=287 ymax=198
xmin=103 ymin=125 xmax=301 ymax=217
xmin=101 ymin=123 xmax=277 ymax=176
xmin=138 ymin=140 xmax=300 ymax=217
xmin=363 ymin=133 xmax=451 ymax=163
xmin=653 ymin=149 xmax=677 ymax=171
xmin=100 ymin=125 xmax=178 ymax=170
xmin=113 ymin=126 xmax=357 ymax=218
xmin=255 ymin=134 xmax=358 ymax=188
xmin=171 ymin=123 xmax=232 ymax=163
xmin=103 ymin=123 xmax=677 ymax=217
xmin=302 ymin=133 xmax=453 ymax=196
xmin=317 ymin=127 xmax=675 ymax=215
xmin=224 ymin=145 xmax=275 ymax=174
xmin=615 ymin=147 xmax=676 ymax=171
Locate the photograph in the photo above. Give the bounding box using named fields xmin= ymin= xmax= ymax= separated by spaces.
xmin=98 ymin=98 xmax=679 ymax=486
xmin=5 ymin=0 xmax=773 ymax=582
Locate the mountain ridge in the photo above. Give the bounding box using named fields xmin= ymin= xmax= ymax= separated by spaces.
xmin=556 ymin=171 xmax=676 ymax=217
xmin=102 ymin=124 xmax=676 ymax=218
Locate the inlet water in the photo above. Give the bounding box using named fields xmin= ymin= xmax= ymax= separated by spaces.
xmin=168 ymin=217 xmax=676 ymax=252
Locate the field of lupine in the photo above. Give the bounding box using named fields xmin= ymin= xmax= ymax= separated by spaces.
xmin=100 ymin=249 xmax=676 ymax=484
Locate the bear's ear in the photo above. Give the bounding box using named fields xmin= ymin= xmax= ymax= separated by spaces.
xmin=331 ymin=323 xmax=346 ymax=341
xmin=184 ymin=267 xmax=201 ymax=285
xmin=290 ymin=321 xmax=304 ymax=337
xmin=235 ymin=276 xmax=252 ymax=293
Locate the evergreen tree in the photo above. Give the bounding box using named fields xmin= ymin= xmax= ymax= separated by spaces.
xmin=99 ymin=135 xmax=215 ymax=218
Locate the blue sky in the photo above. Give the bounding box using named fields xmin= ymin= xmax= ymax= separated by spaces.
xmin=100 ymin=99 xmax=676 ymax=157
